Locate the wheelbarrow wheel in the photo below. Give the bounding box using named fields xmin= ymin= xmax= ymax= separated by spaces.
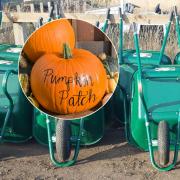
xmin=56 ymin=120 xmax=71 ymax=162
xmin=158 ymin=121 xmax=170 ymax=166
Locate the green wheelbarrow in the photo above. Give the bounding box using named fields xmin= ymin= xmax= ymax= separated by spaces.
xmin=33 ymin=108 xmax=105 ymax=167
xmin=113 ymin=7 xmax=174 ymax=125
xmin=0 ymin=44 xmax=33 ymax=143
xmin=119 ymin=7 xmax=180 ymax=171
xmin=31 ymin=5 xmax=107 ymax=167
xmin=174 ymin=7 xmax=180 ymax=65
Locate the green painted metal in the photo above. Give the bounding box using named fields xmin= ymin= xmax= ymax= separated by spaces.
xmin=0 ymin=70 xmax=15 ymax=142
xmin=174 ymin=7 xmax=180 ymax=64
xmin=46 ymin=116 xmax=83 ymax=167
xmin=33 ymin=108 xmax=105 ymax=146
xmin=174 ymin=52 xmax=180 ymax=64
xmin=33 ymin=108 xmax=105 ymax=167
xmin=126 ymin=21 xmax=180 ymax=171
xmin=123 ymin=49 xmax=171 ymax=65
xmin=101 ymin=8 xmax=110 ymax=33
xmin=118 ymin=7 xmax=123 ymax=65
xmin=174 ymin=6 xmax=180 ymax=48
xmin=129 ymin=66 xmax=180 ymax=150
xmin=0 ymin=45 xmax=33 ymax=143
xmin=159 ymin=11 xmax=173 ymax=62
xmin=0 ymin=44 xmax=21 ymax=62
xmin=116 ymin=7 xmax=180 ymax=171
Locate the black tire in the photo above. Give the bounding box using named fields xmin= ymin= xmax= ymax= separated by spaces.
xmin=158 ymin=121 xmax=170 ymax=166
xmin=56 ymin=120 xmax=71 ymax=161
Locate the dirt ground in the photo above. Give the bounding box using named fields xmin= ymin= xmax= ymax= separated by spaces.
xmin=1 ymin=128 xmax=180 ymax=180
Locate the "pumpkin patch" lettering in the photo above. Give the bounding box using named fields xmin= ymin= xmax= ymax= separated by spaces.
xmin=43 ymin=68 xmax=94 ymax=91
xmin=59 ymin=89 xmax=96 ymax=106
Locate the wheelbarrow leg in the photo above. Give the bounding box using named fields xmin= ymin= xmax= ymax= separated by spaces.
xmin=0 ymin=70 xmax=16 ymax=142
xmin=145 ymin=110 xmax=180 ymax=171
xmin=118 ymin=85 xmax=130 ymax=142
xmin=46 ymin=116 xmax=84 ymax=167
xmin=133 ymin=17 xmax=179 ymax=171
xmin=118 ymin=7 xmax=123 ymax=65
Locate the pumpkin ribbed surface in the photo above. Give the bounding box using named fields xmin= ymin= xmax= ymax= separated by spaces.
xmin=30 ymin=48 xmax=107 ymax=114
xmin=23 ymin=19 xmax=75 ymax=63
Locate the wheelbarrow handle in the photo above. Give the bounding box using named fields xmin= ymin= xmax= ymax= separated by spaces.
xmin=0 ymin=70 xmax=17 ymax=142
xmin=46 ymin=115 xmax=83 ymax=167
xmin=101 ymin=8 xmax=111 ymax=33
xmin=169 ymin=9 xmax=174 ymax=22
xmin=105 ymin=8 xmax=111 ymax=20
xmin=54 ymin=3 xmax=60 ymax=19
xmin=132 ymin=22 xmax=138 ymax=33
xmin=2 ymin=70 xmax=17 ymax=106
xmin=38 ymin=17 xmax=43 ymax=28
xmin=174 ymin=6 xmax=180 ymax=48
xmin=48 ymin=2 xmax=55 ymax=22
xmin=174 ymin=6 xmax=178 ymax=17
xmin=119 ymin=7 xmax=122 ymax=19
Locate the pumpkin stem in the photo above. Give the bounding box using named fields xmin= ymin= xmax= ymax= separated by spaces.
xmin=63 ymin=43 xmax=72 ymax=59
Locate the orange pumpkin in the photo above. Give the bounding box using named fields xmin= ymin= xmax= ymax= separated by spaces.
xmin=23 ymin=19 xmax=75 ymax=63
xmin=30 ymin=44 xmax=107 ymax=114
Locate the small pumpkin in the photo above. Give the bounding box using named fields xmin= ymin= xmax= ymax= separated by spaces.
xmin=30 ymin=44 xmax=107 ymax=114
xmin=19 ymin=55 xmax=28 ymax=68
xmin=113 ymin=72 xmax=119 ymax=83
xmin=23 ymin=19 xmax=75 ymax=63
xmin=102 ymin=93 xmax=112 ymax=105
xmin=28 ymin=94 xmax=39 ymax=108
xmin=98 ymin=52 xmax=107 ymax=61
xmin=106 ymin=75 xmax=117 ymax=94
xmin=19 ymin=73 xmax=30 ymax=95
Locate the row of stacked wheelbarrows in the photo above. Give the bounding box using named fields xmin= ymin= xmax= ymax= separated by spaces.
xmin=0 ymin=6 xmax=180 ymax=171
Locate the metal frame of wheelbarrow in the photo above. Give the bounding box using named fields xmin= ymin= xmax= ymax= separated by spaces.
xmin=33 ymin=5 xmax=78 ymax=167
xmin=34 ymin=5 xmax=83 ymax=167
xmin=46 ymin=116 xmax=84 ymax=167
xmin=0 ymin=70 xmax=17 ymax=143
xmin=115 ymin=7 xmax=174 ymax=123
xmin=131 ymin=9 xmax=180 ymax=171
xmin=0 ymin=62 xmax=33 ymax=143
xmin=95 ymin=8 xmax=111 ymax=33
xmin=118 ymin=7 xmax=172 ymax=65
xmin=174 ymin=6 xmax=180 ymax=64
xmin=34 ymin=5 xmax=106 ymax=167
xmin=174 ymin=6 xmax=180 ymax=48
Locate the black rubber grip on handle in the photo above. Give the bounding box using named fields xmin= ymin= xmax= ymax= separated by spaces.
xmin=49 ymin=2 xmax=55 ymax=19
xmin=132 ymin=22 xmax=137 ymax=33
xmin=39 ymin=17 xmax=43 ymax=26
xmin=174 ymin=6 xmax=178 ymax=17
xmin=0 ymin=0 xmax=2 ymax=11
xmin=55 ymin=3 xmax=60 ymax=16
xmin=119 ymin=7 xmax=122 ymax=18
xmin=169 ymin=10 xmax=174 ymax=21
xmin=106 ymin=8 xmax=110 ymax=20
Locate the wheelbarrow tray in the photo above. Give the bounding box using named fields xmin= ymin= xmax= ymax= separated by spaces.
xmin=127 ymin=65 xmax=180 ymax=151
xmin=113 ymin=49 xmax=171 ymax=123
xmin=123 ymin=49 xmax=171 ymax=65
xmin=0 ymin=44 xmax=21 ymax=61
xmin=33 ymin=108 xmax=105 ymax=146
xmin=0 ymin=44 xmax=33 ymax=143
xmin=174 ymin=52 xmax=180 ymax=64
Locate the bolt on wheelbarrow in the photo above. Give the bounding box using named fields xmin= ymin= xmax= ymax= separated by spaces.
xmin=118 ymin=7 xmax=180 ymax=171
